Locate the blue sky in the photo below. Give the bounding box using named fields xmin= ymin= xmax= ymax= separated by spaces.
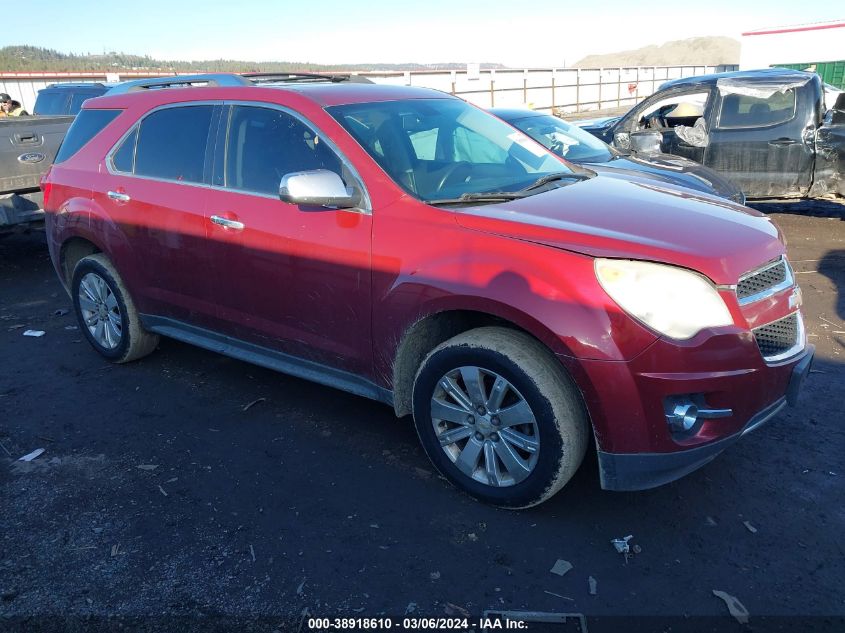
xmin=4 ymin=1 xmax=842 ymax=66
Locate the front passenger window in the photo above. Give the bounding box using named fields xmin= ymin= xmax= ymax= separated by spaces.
xmin=224 ymin=106 xmax=344 ymax=196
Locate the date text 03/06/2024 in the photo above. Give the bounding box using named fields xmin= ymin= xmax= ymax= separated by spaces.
xmin=307 ymin=617 xmax=528 ymax=630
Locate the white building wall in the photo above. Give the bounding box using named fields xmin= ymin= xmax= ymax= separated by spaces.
xmin=740 ymin=22 xmax=845 ymax=70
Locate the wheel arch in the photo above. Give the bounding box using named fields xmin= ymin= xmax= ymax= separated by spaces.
xmin=60 ymin=236 xmax=103 ymax=288
xmin=390 ymin=300 xmax=579 ymax=418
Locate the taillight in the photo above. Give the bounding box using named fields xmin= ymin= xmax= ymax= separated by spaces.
xmin=41 ymin=167 xmax=53 ymax=210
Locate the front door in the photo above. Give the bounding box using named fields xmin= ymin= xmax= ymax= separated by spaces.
xmin=205 ymin=104 xmax=373 ymax=376
xmin=703 ymin=85 xmax=816 ymax=198
xmin=614 ymin=88 xmax=713 ymax=163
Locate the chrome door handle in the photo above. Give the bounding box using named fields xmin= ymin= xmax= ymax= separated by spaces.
xmin=210 ymin=215 xmax=245 ymax=230
xmin=107 ymin=191 xmax=130 ymax=202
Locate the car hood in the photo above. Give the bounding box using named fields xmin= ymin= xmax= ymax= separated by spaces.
xmin=584 ymin=153 xmax=745 ymax=203
xmin=454 ymin=175 xmax=782 ymax=284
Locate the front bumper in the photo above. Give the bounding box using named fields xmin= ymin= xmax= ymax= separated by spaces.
xmin=594 ymin=344 xmax=814 ymax=491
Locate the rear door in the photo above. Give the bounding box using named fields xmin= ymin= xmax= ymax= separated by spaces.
xmin=203 ymin=103 xmax=373 ymax=375
xmin=92 ymin=103 xmax=220 ymax=326
xmin=703 ymin=85 xmax=816 ymax=198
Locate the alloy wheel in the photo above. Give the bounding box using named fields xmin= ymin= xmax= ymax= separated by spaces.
xmin=430 ymin=366 xmax=540 ymax=487
xmin=78 ymin=272 xmax=123 ymax=350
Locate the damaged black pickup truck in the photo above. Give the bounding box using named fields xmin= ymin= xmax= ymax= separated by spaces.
xmin=577 ymin=69 xmax=845 ymax=200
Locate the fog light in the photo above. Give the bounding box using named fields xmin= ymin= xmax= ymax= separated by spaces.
xmin=664 ymin=395 xmax=733 ymax=436
xmin=669 ymin=403 xmax=698 ymax=432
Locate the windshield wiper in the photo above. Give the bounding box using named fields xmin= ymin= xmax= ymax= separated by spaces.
xmin=520 ymin=171 xmax=593 ymax=192
xmin=427 ymin=191 xmax=528 ymax=206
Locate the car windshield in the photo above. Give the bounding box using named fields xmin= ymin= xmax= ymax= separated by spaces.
xmin=503 ymin=113 xmax=614 ymax=163
xmin=327 ymin=99 xmax=570 ymax=202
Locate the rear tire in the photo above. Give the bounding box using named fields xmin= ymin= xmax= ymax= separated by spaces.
xmin=71 ymin=254 xmax=159 ymax=363
xmin=411 ymin=327 xmax=588 ymax=509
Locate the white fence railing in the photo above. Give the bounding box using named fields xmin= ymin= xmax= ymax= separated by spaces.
xmin=359 ymin=65 xmax=738 ymax=114
xmin=1 ymin=65 xmax=738 ymax=116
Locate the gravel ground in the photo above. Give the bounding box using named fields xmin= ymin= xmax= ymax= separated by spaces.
xmin=1 ymin=201 xmax=843 ymax=632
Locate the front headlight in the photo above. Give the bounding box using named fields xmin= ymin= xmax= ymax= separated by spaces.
xmin=595 ymin=259 xmax=733 ymax=340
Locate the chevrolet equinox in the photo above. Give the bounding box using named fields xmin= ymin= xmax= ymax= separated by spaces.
xmin=42 ymin=73 xmax=814 ymax=508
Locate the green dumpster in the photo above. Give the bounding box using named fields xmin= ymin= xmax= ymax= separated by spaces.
xmin=775 ymin=60 xmax=845 ymax=89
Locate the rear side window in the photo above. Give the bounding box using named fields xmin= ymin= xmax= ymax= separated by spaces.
xmin=453 ymin=127 xmax=508 ymax=163
xmin=33 ymin=91 xmax=69 ymax=115
xmin=409 ymin=128 xmax=438 ymax=160
xmin=718 ymin=90 xmax=797 ymax=129
xmin=112 ymin=127 xmax=138 ymax=173
xmin=54 ymin=109 xmax=121 ymax=164
xmin=135 ymin=106 xmax=214 ymax=184
xmin=68 ymin=91 xmax=102 ymax=115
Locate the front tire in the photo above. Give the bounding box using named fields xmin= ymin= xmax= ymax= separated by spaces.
xmin=71 ymin=254 xmax=159 ymax=363
xmin=412 ymin=327 xmax=588 ymax=509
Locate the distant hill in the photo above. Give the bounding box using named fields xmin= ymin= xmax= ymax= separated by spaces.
xmin=0 ymin=45 xmax=505 ymax=73
xmin=574 ymin=36 xmax=740 ymax=68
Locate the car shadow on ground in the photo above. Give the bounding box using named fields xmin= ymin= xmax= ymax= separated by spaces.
xmin=818 ymin=249 xmax=845 ymax=321
xmin=749 ymin=197 xmax=845 ymax=220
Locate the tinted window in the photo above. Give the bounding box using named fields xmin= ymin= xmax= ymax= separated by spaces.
xmin=54 ymin=109 xmax=121 ymax=164
xmin=135 ymin=106 xmax=213 ymax=184
xmin=225 ymin=105 xmax=343 ymax=196
xmin=112 ymin=127 xmax=138 ymax=173
xmin=33 ymin=91 xmax=69 ymax=116
xmin=718 ymin=90 xmax=797 ymax=129
xmin=68 ymin=91 xmax=103 ymax=115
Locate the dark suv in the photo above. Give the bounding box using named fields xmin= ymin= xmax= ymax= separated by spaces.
xmin=42 ymin=73 xmax=813 ymax=508
xmin=33 ymin=83 xmax=111 ymax=116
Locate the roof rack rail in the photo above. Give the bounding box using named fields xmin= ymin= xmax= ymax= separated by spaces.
xmin=45 ymin=82 xmax=108 ymax=89
xmin=106 ymin=73 xmax=252 ymax=95
xmin=242 ymin=72 xmax=347 ymax=83
xmin=242 ymin=72 xmax=374 ymax=85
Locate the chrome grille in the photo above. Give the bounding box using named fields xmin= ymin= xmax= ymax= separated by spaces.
xmin=737 ymin=257 xmax=792 ymax=304
xmin=753 ymin=312 xmax=803 ymax=361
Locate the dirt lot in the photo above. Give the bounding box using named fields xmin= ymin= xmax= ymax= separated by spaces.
xmin=1 ymin=202 xmax=844 ymax=632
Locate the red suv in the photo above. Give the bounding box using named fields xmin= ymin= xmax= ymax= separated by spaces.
xmin=42 ymin=73 xmax=813 ymax=508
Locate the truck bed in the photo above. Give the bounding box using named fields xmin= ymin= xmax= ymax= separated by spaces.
xmin=0 ymin=115 xmax=72 ymax=232
xmin=0 ymin=115 xmax=72 ymax=195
